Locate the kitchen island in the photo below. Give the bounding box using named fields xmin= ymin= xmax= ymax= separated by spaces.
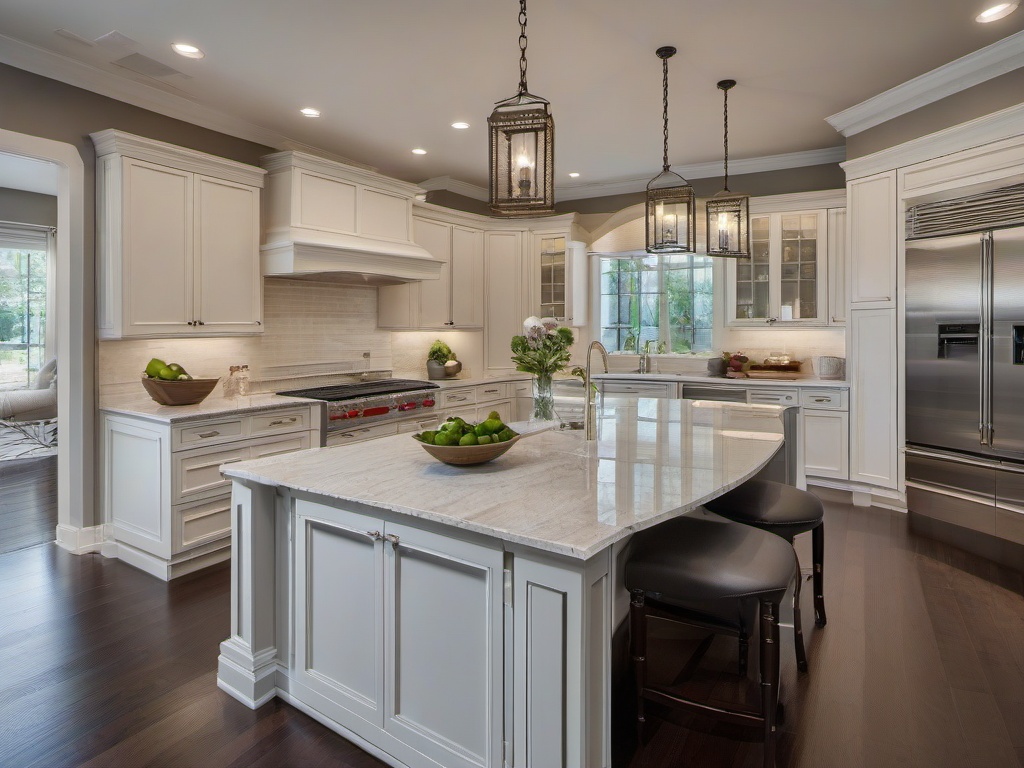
xmin=217 ymin=398 xmax=789 ymax=768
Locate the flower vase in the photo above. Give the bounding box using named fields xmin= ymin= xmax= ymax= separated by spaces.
xmin=533 ymin=374 xmax=556 ymax=421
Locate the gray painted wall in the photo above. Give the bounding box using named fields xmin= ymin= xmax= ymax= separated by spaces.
xmin=846 ymin=68 xmax=1024 ymax=159
xmin=0 ymin=187 xmax=58 ymax=227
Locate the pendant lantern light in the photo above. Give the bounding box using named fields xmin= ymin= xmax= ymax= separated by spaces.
xmin=488 ymin=0 xmax=555 ymax=217
xmin=645 ymin=46 xmax=695 ymax=254
xmin=706 ymin=79 xmax=751 ymax=257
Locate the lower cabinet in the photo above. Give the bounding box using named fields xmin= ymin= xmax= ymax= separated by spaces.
xmin=802 ymin=408 xmax=850 ymax=480
xmin=102 ymin=404 xmax=319 ymax=579
xmin=293 ymin=499 xmax=505 ymax=768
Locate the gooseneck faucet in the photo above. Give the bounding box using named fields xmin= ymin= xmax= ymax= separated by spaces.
xmin=583 ymin=340 xmax=609 ymax=440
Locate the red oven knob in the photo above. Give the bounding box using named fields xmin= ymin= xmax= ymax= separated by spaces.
xmin=422 ymin=399 xmax=435 ymax=408
xmin=362 ymin=406 xmax=390 ymax=417
xmin=347 ymin=409 xmax=360 ymax=418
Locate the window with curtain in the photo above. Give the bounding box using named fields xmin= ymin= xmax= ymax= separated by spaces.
xmin=0 ymin=223 xmax=53 ymax=387
xmin=598 ymin=252 xmax=713 ymax=354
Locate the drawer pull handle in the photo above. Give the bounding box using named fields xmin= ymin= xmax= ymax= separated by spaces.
xmin=484 ymin=389 xmax=498 ymax=394
xmin=449 ymin=395 xmax=467 ymax=402
xmin=814 ymin=397 xmax=830 ymax=403
xmin=384 ymin=533 xmax=401 ymax=549
xmin=198 ymin=431 xmax=220 ymax=438
xmin=268 ymin=417 xmax=298 ymax=426
xmin=364 ymin=530 xmax=382 ymax=540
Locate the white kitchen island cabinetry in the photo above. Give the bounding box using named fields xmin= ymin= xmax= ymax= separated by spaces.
xmin=101 ymin=399 xmax=320 ymax=580
xmin=218 ymin=399 xmax=788 ymax=768
xmin=92 ymin=130 xmax=264 ymax=339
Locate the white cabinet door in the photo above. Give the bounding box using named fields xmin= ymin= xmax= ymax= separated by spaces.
xmin=415 ymin=217 xmax=453 ymax=329
xmin=485 ymin=230 xmax=525 ymax=371
xmin=383 ymin=520 xmax=504 ymax=768
xmin=848 ymin=171 xmax=897 ymax=307
xmin=451 ymin=226 xmax=484 ymax=328
xmin=293 ymin=502 xmax=386 ymax=728
xmin=194 ymin=175 xmax=262 ymax=333
xmin=828 ymin=208 xmax=847 ymax=325
xmin=849 ymin=308 xmax=898 ymax=489
xmin=803 ymin=409 xmax=849 ymax=480
xmin=122 ymin=158 xmax=193 ymax=335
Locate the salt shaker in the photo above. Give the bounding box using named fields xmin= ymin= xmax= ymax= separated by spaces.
xmin=237 ymin=364 xmax=251 ymax=396
xmin=223 ymin=366 xmax=240 ymax=398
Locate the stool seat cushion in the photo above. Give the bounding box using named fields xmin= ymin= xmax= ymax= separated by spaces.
xmin=625 ymin=512 xmax=796 ymax=633
xmin=702 ymin=480 xmax=824 ymax=540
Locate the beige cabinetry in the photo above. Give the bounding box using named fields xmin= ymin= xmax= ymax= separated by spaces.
xmin=102 ymin=403 xmax=320 ymax=579
xmin=827 ymin=208 xmax=847 ymax=325
xmin=848 ymin=308 xmax=898 ymax=490
xmin=92 ymin=130 xmax=264 ymax=339
xmin=528 ymin=227 xmax=589 ymax=326
xmin=484 ymin=230 xmax=527 ymax=371
xmin=800 ymin=389 xmax=849 ymax=480
xmin=378 ymin=215 xmax=484 ymax=330
xmin=847 ymin=170 xmax=897 ymax=307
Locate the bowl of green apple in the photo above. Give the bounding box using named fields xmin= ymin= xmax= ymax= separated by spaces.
xmin=414 ymin=413 xmax=520 ymax=466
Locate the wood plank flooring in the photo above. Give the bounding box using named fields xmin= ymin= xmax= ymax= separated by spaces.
xmin=0 ymin=455 xmax=56 ymax=555
xmin=1 ymin=485 xmax=1023 ymax=768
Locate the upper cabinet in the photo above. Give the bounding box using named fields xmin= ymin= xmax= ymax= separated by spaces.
xmin=847 ymin=170 xmax=897 ymax=308
xmin=724 ymin=191 xmax=846 ymax=328
xmin=528 ymin=226 xmax=588 ymax=326
xmin=378 ymin=215 xmax=484 ymax=330
xmin=92 ymin=130 xmax=265 ymax=339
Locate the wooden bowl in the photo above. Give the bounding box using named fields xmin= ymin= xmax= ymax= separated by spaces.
xmin=416 ymin=434 xmax=521 ymax=466
xmin=141 ymin=376 xmax=220 ymax=406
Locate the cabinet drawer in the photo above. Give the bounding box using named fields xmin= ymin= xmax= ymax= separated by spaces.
xmin=174 ymin=495 xmax=232 ymax=553
xmin=477 ymin=382 xmax=513 ymax=401
xmin=250 ymin=432 xmax=313 ymax=459
xmin=440 ymin=387 xmax=477 ymax=407
xmin=250 ymin=407 xmax=312 ymax=437
xmin=326 ymin=422 xmax=398 ymax=447
xmin=174 ymin=418 xmax=245 ymax=450
xmin=513 ymin=380 xmax=532 ymax=397
xmin=174 ymin=442 xmax=249 ymax=503
xmin=748 ymin=388 xmax=799 ymax=406
xmin=600 ymin=381 xmax=674 ymax=398
xmin=800 ymin=389 xmax=847 ymax=409
xmin=398 ymin=416 xmax=442 ymax=434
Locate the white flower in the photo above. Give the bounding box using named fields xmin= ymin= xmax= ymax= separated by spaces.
xmin=523 ymin=316 xmax=544 ymax=334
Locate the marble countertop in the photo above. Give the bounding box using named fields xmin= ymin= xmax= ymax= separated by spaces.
xmin=222 ymin=398 xmax=786 ymax=560
xmin=593 ymin=372 xmax=849 ymax=388
xmin=100 ymin=391 xmax=323 ymax=424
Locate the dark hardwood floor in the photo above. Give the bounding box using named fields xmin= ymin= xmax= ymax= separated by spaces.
xmin=1 ymin=485 xmax=1023 ymax=768
xmin=0 ymin=455 xmax=57 ymax=555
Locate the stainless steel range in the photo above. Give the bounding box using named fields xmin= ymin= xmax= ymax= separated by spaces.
xmin=277 ymin=379 xmax=440 ymax=446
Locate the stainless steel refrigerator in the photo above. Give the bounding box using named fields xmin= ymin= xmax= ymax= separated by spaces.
xmin=905 ymin=226 xmax=1024 ymax=546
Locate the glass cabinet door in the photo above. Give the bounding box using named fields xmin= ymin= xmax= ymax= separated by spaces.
xmin=735 ymin=215 xmax=771 ymax=320
xmin=780 ymin=213 xmax=819 ymax=321
xmin=537 ymin=235 xmax=566 ymax=319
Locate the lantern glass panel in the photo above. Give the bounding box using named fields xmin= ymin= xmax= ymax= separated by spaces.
xmin=706 ymin=194 xmax=750 ymax=257
xmin=645 ymin=180 xmax=695 ymax=254
xmin=489 ymin=99 xmax=554 ymax=216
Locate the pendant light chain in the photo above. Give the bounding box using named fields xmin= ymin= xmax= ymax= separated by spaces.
xmin=661 ymin=54 xmax=670 ymax=172
xmin=722 ymin=85 xmax=730 ymax=192
xmin=518 ymin=0 xmax=529 ymax=94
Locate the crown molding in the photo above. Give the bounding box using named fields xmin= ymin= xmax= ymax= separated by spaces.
xmin=0 ymin=33 xmax=349 ymax=160
xmin=263 ymin=151 xmax=423 ymax=198
xmin=556 ymin=147 xmax=846 ymax=201
xmin=827 ymin=29 xmax=1024 ymax=137
xmin=841 ymin=99 xmax=1024 ymax=179
xmin=418 ymin=175 xmax=489 ymax=202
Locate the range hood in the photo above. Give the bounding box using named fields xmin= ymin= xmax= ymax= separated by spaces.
xmin=260 ymin=151 xmax=441 ymax=285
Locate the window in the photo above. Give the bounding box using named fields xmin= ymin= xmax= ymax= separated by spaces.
xmin=0 ymin=224 xmax=53 ymax=387
xmin=598 ymin=252 xmax=713 ymax=354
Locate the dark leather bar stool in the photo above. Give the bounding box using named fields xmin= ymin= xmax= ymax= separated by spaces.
xmin=625 ymin=512 xmax=797 ymax=768
xmin=703 ymin=479 xmax=826 ymax=673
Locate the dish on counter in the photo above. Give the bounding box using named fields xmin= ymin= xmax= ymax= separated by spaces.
xmin=417 ymin=434 xmax=522 ymax=466
xmin=141 ymin=376 xmax=219 ymax=406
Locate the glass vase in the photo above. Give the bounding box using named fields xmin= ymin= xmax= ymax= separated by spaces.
xmin=532 ymin=373 xmax=555 ymax=421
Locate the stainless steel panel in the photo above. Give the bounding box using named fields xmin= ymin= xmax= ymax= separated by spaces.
xmin=990 ymin=226 xmax=1024 ymax=457
xmin=906 ymin=450 xmax=995 ymax=498
xmin=906 ymin=484 xmax=996 ymax=535
xmin=905 ymin=234 xmax=984 ymax=452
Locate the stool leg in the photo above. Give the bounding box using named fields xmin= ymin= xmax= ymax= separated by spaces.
xmin=630 ymin=589 xmax=648 ymax=748
xmin=812 ymin=521 xmax=827 ymax=627
xmin=738 ymin=632 xmax=749 ymax=676
xmin=791 ymin=553 xmax=808 ymax=673
xmin=759 ymin=599 xmax=781 ymax=768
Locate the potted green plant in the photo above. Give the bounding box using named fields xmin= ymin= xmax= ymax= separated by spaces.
xmin=427 ymin=339 xmax=458 ymax=380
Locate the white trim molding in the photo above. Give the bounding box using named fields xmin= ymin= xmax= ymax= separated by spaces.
xmin=827 ymin=29 xmax=1024 ymax=137
xmin=418 ymin=175 xmax=489 ymax=202
xmin=55 ymin=523 xmax=107 ymax=554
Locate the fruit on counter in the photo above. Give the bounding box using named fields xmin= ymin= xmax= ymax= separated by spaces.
xmin=144 ymin=357 xmax=194 ymax=381
xmin=414 ymin=416 xmax=519 ymax=446
xmin=721 ymin=351 xmax=750 ymax=372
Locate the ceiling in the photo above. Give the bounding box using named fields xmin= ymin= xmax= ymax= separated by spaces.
xmin=0 ymin=0 xmax=1022 ymax=198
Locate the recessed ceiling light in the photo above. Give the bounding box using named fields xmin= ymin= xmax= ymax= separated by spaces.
xmin=451 ymin=122 xmax=470 ymax=130
xmin=412 ymin=148 xmax=427 ymax=155
xmin=568 ymin=172 xmax=580 ymax=178
xmin=171 ymin=42 xmax=204 ymax=59
xmin=976 ymin=2 xmax=1018 ymax=21
xmin=300 ymin=108 xmax=321 ymax=118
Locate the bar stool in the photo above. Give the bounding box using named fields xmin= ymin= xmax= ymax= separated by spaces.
xmin=703 ymin=479 xmax=826 ymax=674
xmin=625 ymin=512 xmax=797 ymax=768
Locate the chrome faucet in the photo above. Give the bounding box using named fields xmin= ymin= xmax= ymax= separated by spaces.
xmin=583 ymin=340 xmax=609 ymax=440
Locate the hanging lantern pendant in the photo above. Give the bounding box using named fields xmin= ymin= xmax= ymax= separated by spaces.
xmin=488 ymin=0 xmax=555 ymax=217
xmin=645 ymin=46 xmax=695 ymax=254
xmin=706 ymin=79 xmax=751 ymax=257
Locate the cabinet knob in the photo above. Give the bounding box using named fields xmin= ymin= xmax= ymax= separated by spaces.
xmin=197 ymin=320 xmax=205 ymax=326
xmin=187 ymin=321 xmax=194 ymax=326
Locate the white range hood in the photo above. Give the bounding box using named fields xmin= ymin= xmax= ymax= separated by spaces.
xmin=260 ymin=151 xmax=440 ymax=285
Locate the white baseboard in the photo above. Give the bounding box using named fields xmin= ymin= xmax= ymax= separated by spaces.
xmin=109 ymin=539 xmax=230 ymax=581
xmin=808 ymin=479 xmax=907 ymax=511
xmin=54 ymin=523 xmax=107 ymax=554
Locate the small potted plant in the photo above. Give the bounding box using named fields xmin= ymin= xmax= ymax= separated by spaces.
xmin=427 ymin=339 xmax=458 ymax=380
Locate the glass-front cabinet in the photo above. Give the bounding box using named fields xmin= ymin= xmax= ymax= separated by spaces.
xmin=726 ymin=208 xmax=829 ymax=326
xmin=537 ymin=234 xmax=567 ymax=319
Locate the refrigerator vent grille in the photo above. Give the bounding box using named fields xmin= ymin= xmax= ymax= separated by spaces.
xmin=906 ymin=183 xmax=1024 ymax=239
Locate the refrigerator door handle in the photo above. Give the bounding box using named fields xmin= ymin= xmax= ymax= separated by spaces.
xmin=980 ymin=232 xmax=994 ymax=446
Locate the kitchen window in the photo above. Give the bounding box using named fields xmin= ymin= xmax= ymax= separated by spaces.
xmin=598 ymin=253 xmax=713 ymax=353
xmin=0 ymin=223 xmax=53 ymax=387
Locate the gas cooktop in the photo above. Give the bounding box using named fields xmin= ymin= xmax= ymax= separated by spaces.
xmin=277 ymin=378 xmax=439 ymax=402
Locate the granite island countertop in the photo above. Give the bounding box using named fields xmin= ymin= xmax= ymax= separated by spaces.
xmin=222 ymin=398 xmax=786 ymax=559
